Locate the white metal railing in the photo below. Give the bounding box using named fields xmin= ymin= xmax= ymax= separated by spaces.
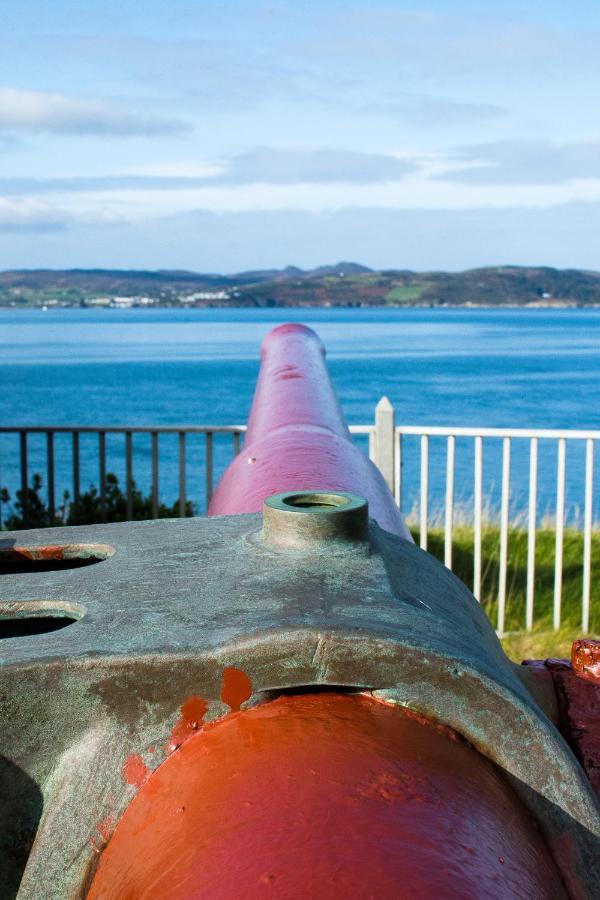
xmin=1 ymin=403 xmax=598 ymax=637
xmin=0 ymin=425 xmax=246 ymax=521
xmin=365 ymin=402 xmax=598 ymax=637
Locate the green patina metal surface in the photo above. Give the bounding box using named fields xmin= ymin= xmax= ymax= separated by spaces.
xmin=0 ymin=497 xmax=599 ymax=897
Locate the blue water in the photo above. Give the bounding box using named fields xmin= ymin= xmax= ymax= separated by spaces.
xmin=1 ymin=307 xmax=598 ymax=524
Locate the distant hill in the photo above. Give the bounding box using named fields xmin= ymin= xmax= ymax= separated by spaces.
xmin=1 ymin=263 xmax=599 ymax=308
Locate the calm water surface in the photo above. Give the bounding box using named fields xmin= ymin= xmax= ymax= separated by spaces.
xmin=1 ymin=307 xmax=598 ymax=522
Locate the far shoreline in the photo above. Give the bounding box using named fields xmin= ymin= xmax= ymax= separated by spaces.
xmin=1 ymin=302 xmax=599 ymax=312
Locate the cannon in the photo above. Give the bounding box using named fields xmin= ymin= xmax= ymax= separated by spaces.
xmin=0 ymin=323 xmax=598 ymax=899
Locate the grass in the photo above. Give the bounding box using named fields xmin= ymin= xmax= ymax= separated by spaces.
xmin=407 ymin=524 xmax=599 ymax=662
xmin=385 ymin=283 xmax=429 ymax=303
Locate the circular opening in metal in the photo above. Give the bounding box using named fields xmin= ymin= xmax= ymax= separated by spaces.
xmin=0 ymin=600 xmax=84 ymax=639
xmin=282 ymin=492 xmax=350 ymax=511
xmin=262 ymin=491 xmax=368 ymax=547
xmin=0 ymin=543 xmax=114 ymax=575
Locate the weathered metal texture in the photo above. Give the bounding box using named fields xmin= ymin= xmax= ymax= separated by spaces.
xmin=539 ymin=655 xmax=600 ymax=804
xmin=518 ymin=658 xmax=560 ymax=726
xmin=208 ymin=322 xmax=412 ymax=541
xmin=87 ymin=693 xmax=567 ymax=900
xmin=261 ymin=490 xmax=369 ymax=548
xmin=1 ymin=514 xmax=599 ymax=898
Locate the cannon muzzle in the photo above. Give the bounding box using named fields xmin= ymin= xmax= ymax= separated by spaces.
xmin=209 ymin=322 xmax=411 ymax=540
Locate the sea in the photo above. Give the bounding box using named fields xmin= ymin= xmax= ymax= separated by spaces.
xmin=1 ymin=307 xmax=598 ymax=525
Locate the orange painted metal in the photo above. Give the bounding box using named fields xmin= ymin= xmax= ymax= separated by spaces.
xmin=88 ymin=693 xmax=565 ymax=899
xmin=208 ymin=323 xmax=411 ymax=540
xmin=572 ymin=639 xmax=600 ymax=684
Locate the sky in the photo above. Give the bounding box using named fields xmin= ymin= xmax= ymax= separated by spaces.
xmin=1 ymin=0 xmax=600 ymax=272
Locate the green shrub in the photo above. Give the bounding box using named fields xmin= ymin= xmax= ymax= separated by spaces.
xmin=1 ymin=472 xmax=194 ymax=530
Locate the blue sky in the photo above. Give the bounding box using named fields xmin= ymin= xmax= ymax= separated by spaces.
xmin=1 ymin=0 xmax=600 ymax=271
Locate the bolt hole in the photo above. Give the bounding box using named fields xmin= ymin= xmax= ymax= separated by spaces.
xmin=0 ymin=601 xmax=84 ymax=640
xmin=282 ymin=492 xmax=349 ymax=511
xmin=0 ymin=616 xmax=76 ymax=639
xmin=0 ymin=543 xmax=114 ymax=575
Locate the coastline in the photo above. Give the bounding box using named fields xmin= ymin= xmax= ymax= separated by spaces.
xmin=3 ymin=263 xmax=600 ymax=310
xmin=1 ymin=302 xmax=599 ymax=311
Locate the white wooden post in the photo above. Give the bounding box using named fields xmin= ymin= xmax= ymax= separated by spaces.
xmin=374 ymin=396 xmax=395 ymax=494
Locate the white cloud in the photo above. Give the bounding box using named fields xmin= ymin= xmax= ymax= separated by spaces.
xmin=0 ymin=194 xmax=126 ymax=232
xmin=0 ymin=87 xmax=190 ymax=136
xmin=436 ymin=140 xmax=600 ymax=185
xmin=0 ymin=196 xmax=69 ymax=231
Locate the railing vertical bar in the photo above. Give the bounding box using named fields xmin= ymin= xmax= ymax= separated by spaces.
xmin=444 ymin=435 xmax=455 ymax=569
xmin=368 ymin=429 xmax=375 ymax=462
xmin=420 ymin=434 xmax=429 ymax=551
xmin=20 ymin=431 xmax=29 ymax=528
xmin=374 ymin=397 xmax=395 ymax=493
xmin=582 ymin=438 xmax=594 ymax=633
xmin=0 ymin=435 xmax=3 ymax=530
xmin=178 ymin=431 xmax=186 ymax=518
xmin=205 ymin=432 xmax=214 ymax=509
xmin=498 ymin=437 xmax=511 ymax=637
xmin=473 ymin=436 xmax=483 ymax=601
xmin=46 ymin=431 xmax=55 ymax=521
xmin=526 ymin=438 xmax=538 ymax=631
xmin=233 ymin=431 xmax=241 ymax=457
xmin=553 ymin=438 xmax=567 ymax=631
xmin=394 ymin=430 xmax=402 ymax=509
xmin=125 ymin=431 xmax=133 ymax=521
xmin=99 ymin=432 xmax=107 ymax=522
xmin=72 ymin=431 xmax=80 ymax=505
xmin=151 ymin=432 xmax=159 ymax=519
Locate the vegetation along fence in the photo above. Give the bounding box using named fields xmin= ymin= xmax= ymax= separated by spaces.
xmin=1 ymin=399 xmax=598 ymax=638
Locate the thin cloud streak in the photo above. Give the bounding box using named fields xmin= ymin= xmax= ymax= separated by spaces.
xmin=210 ymin=148 xmax=416 ymax=184
xmin=436 ymin=139 xmax=600 ymax=185
xmin=365 ymin=93 xmax=507 ymax=126
xmin=0 ymin=148 xmax=417 ymax=194
xmin=0 ymin=87 xmax=191 ymax=136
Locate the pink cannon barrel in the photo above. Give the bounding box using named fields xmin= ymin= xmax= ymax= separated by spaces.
xmin=208 ymin=322 xmax=412 ymax=541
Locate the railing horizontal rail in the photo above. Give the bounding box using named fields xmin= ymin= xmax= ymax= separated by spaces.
xmin=395 ymin=426 xmax=600 ymax=440
xmin=2 ymin=424 xmax=597 ymax=438
xmin=0 ymin=425 xmax=248 ymax=434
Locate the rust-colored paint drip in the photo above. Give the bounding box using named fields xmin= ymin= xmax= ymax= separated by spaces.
xmin=88 ymin=694 xmax=564 ymax=899
xmin=169 ymin=696 xmax=209 ymax=749
xmin=220 ymin=666 xmax=253 ymax=712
